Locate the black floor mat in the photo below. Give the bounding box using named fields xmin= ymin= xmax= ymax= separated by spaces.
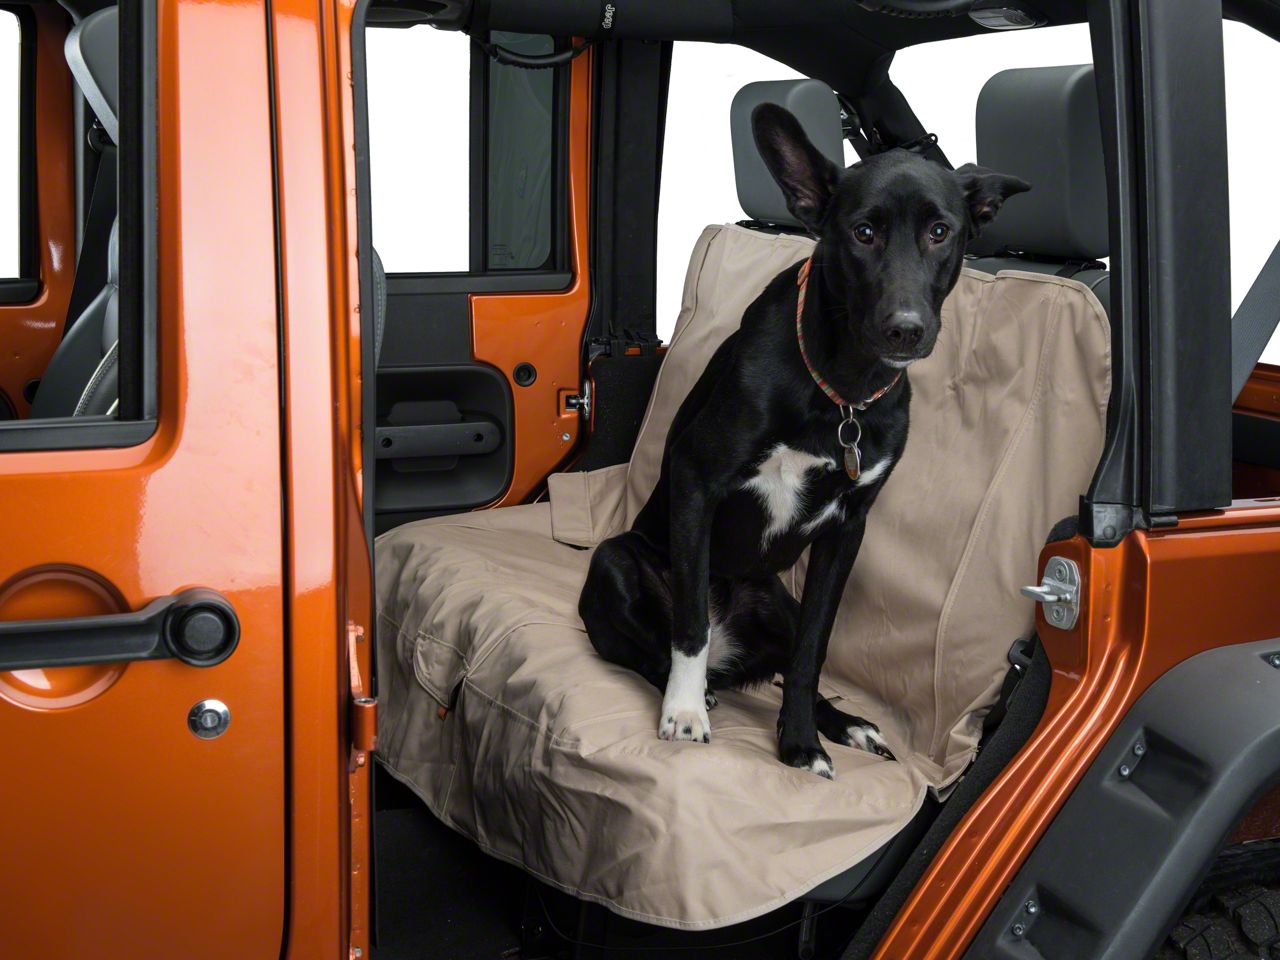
xmin=371 ymin=801 xmax=524 ymax=960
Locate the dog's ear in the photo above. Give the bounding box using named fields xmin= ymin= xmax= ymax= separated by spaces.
xmin=752 ymin=103 xmax=839 ymax=231
xmin=955 ymin=164 xmax=1031 ymax=235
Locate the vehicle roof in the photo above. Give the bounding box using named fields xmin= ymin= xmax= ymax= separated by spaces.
xmin=367 ymin=0 xmax=1280 ymax=103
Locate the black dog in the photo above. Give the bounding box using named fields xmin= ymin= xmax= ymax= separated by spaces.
xmin=580 ymin=104 xmax=1028 ymax=778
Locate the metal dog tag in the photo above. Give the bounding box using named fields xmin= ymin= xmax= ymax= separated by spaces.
xmin=843 ymin=444 xmax=861 ymax=481
xmin=837 ymin=413 xmax=862 ymax=481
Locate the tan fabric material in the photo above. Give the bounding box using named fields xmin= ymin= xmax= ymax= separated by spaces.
xmin=375 ymin=223 xmax=1111 ymax=929
xmin=547 ymin=463 xmax=628 ymax=547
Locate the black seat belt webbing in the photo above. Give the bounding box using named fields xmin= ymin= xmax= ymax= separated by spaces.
xmin=64 ymin=144 xmax=117 ymax=333
xmin=1231 ymin=234 xmax=1280 ymax=401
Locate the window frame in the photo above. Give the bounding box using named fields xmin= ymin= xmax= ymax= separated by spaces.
xmin=0 ymin=0 xmax=157 ymax=451
xmin=364 ymin=24 xmax=573 ymax=291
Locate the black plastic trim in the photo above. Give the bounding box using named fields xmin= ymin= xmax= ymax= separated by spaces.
xmin=374 ymin=420 xmax=501 ymax=459
xmin=1233 ymin=411 xmax=1280 ymax=470
xmin=0 ymin=278 xmax=40 ymax=304
xmin=964 ymin=638 xmax=1280 ymax=960
xmin=1137 ymin=0 xmax=1232 ymax=515
xmin=0 ymin=587 xmax=240 ymax=670
xmin=1080 ymin=0 xmax=1143 ymax=544
xmin=118 ymin=0 xmax=159 ymax=423
xmin=386 ymin=271 xmax=571 ymax=295
xmin=0 ymin=416 xmax=157 ymax=451
xmin=1080 ymin=0 xmax=1233 ymax=543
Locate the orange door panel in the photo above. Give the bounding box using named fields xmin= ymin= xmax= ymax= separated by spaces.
xmin=873 ymin=502 xmax=1280 ymax=959
xmin=473 ymin=48 xmax=592 ymax=506
xmin=0 ymin=0 xmax=286 ymax=957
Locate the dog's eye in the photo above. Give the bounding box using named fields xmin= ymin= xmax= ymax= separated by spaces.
xmin=928 ymin=222 xmax=950 ymax=244
xmin=853 ymin=223 xmax=875 ymax=245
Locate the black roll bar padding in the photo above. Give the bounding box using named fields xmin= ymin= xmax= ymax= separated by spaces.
xmin=474 ymin=0 xmax=734 ymax=40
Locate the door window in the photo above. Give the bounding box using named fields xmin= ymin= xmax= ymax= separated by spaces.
xmin=0 ymin=9 xmax=24 ymax=282
xmin=0 ymin=4 xmax=154 ymax=444
xmin=366 ymin=27 xmax=563 ymax=275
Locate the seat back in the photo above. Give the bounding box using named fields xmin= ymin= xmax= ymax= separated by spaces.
xmin=621 ymin=81 xmax=1111 ymax=785
xmin=967 ymin=64 xmax=1112 ymax=314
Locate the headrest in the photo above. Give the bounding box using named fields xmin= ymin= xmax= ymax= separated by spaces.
xmin=730 ymin=79 xmax=844 ymax=228
xmin=972 ymin=64 xmax=1107 ymax=261
xmin=66 ymin=8 xmax=119 ymax=146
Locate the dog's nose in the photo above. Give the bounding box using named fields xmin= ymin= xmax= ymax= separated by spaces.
xmin=884 ymin=311 xmax=925 ymax=351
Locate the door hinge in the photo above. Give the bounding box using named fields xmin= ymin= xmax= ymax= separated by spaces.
xmin=1020 ymin=556 xmax=1081 ymax=631
xmin=347 ymin=621 xmax=377 ymax=759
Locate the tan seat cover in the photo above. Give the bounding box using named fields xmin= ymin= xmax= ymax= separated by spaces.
xmin=376 ymin=223 xmax=1111 ymax=929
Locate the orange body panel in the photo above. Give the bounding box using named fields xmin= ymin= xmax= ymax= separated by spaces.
xmin=1237 ymin=362 xmax=1280 ymax=420
xmin=0 ymin=0 xmax=287 ymax=956
xmin=873 ymin=503 xmax=1280 ymax=959
xmin=268 ymin=0 xmax=374 ymax=953
xmin=472 ymin=50 xmax=592 ymax=507
xmin=1234 ymin=363 xmax=1280 ymax=499
xmin=0 ymin=5 xmax=76 ymax=417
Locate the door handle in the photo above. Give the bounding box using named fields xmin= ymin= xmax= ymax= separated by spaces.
xmin=0 ymin=588 xmax=239 ymax=670
xmin=374 ymin=420 xmax=501 ymax=460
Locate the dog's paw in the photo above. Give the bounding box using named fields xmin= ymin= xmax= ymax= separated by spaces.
xmin=659 ymin=704 xmax=711 ymax=743
xmin=839 ymin=718 xmax=896 ymax=761
xmin=780 ymin=743 xmax=835 ymax=780
xmin=704 ymin=689 xmax=719 ymax=711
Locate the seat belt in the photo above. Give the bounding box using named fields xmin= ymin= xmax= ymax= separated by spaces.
xmin=1231 ymin=235 xmax=1280 ymax=400
xmin=64 ymin=139 xmax=117 ymax=333
xmin=850 ymin=55 xmax=952 ymax=168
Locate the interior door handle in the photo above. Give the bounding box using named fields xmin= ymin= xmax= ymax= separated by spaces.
xmin=0 ymin=588 xmax=240 ymax=670
xmin=374 ymin=420 xmax=501 ymax=460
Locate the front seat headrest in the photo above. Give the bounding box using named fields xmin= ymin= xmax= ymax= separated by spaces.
xmin=730 ymin=79 xmax=845 ymax=229
xmin=66 ymin=7 xmax=119 ymax=145
xmin=971 ymin=64 xmax=1107 ymax=261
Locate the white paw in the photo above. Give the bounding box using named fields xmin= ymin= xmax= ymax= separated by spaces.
xmin=805 ymin=754 xmax=835 ymax=780
xmin=847 ymin=721 xmax=896 ymax=760
xmin=659 ymin=703 xmax=711 ymax=743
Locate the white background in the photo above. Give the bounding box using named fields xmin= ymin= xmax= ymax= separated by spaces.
xmin=0 ymin=19 xmax=1272 ymax=354
xmin=658 ymin=23 xmax=1280 ymax=360
xmin=0 ymin=12 xmax=21 ymax=278
xmin=348 ymin=21 xmax=1278 ymax=363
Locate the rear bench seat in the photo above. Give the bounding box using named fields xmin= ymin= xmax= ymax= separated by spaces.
xmin=375 ymin=72 xmax=1112 ymax=930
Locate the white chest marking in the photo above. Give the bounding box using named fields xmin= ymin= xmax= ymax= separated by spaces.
xmin=742 ymin=444 xmax=837 ymax=545
xmin=800 ymin=498 xmax=845 ymax=536
xmin=855 ymin=457 xmax=890 ymax=489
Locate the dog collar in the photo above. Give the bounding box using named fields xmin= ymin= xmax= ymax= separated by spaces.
xmin=796 ymin=257 xmax=902 ymax=481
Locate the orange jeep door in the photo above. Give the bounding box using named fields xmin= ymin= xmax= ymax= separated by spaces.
xmin=0 ymin=0 xmax=285 ymax=957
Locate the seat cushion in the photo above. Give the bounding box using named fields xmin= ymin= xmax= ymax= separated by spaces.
xmin=377 ymin=503 xmax=928 ymax=930
xmin=375 ymin=223 xmax=1112 ymax=929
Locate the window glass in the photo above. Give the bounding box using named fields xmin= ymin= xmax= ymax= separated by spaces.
xmin=897 ymin=20 xmax=1280 ymax=364
xmin=367 ymin=25 xmax=471 ymax=273
xmin=890 ymin=25 xmax=1094 ymax=175
xmin=1222 ymin=21 xmax=1280 ymax=363
xmin=366 ymin=27 xmax=558 ymax=274
xmin=486 ymin=32 xmax=554 ymax=270
xmin=657 ymin=43 xmax=803 ymax=341
xmin=0 ymin=11 xmax=21 ymax=279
